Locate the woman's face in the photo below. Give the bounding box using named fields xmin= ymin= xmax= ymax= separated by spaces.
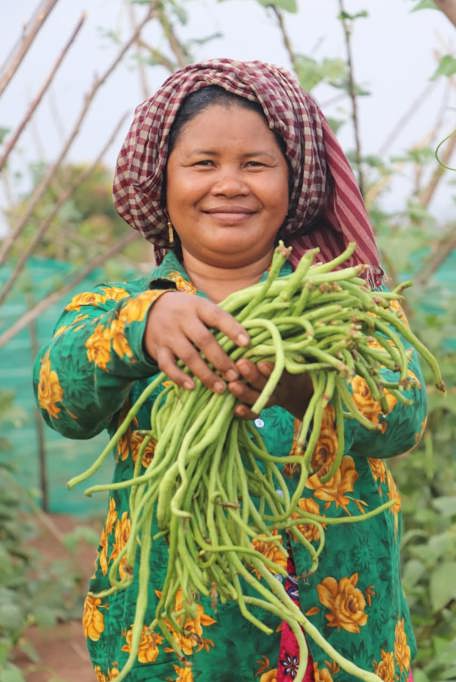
xmin=166 ymin=104 xmax=289 ymax=269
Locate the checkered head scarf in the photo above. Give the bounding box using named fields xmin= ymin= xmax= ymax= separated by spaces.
xmin=113 ymin=58 xmax=383 ymax=285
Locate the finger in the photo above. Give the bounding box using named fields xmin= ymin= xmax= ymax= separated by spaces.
xmin=235 ymin=359 xmax=269 ymax=391
xmin=228 ymin=379 xmax=260 ymax=406
xmin=198 ymin=300 xmax=250 ymax=348
xmin=234 ymin=403 xmax=258 ymax=420
xmin=156 ymin=347 xmax=195 ymax=390
xmin=257 ymin=361 xmax=274 ymax=378
xmin=174 ymin=337 xmax=226 ymax=393
xmin=189 ymin=320 xmax=239 ymax=381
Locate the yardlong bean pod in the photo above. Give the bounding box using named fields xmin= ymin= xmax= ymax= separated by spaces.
xmin=70 ymin=242 xmax=444 ymax=682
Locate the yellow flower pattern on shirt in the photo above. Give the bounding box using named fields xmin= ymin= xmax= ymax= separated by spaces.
xmin=292 ymin=497 xmax=326 ymax=542
xmin=37 ymin=352 xmax=64 ymax=418
xmin=306 ymin=456 xmax=360 ymax=513
xmin=395 ymin=618 xmax=411 ymax=672
xmin=32 ymin=251 xmax=426 ymax=681
xmin=174 ymin=665 xmax=194 ymax=682
xmin=317 ymin=573 xmax=368 ymax=633
xmin=162 ymin=589 xmax=216 ymax=656
xmin=259 ymin=670 xmax=278 ymax=682
xmin=374 ymin=649 xmax=395 ymax=682
xmin=85 ymin=324 xmax=112 ymax=370
xmin=351 ymin=375 xmax=397 ymax=430
xmin=83 ymin=594 xmax=106 ymax=642
xmin=65 ymin=291 xmax=107 ymax=311
xmin=252 ymin=531 xmax=288 ymax=575
xmin=313 ymin=663 xmax=335 ymax=682
xmin=122 ymin=625 xmax=163 ymax=663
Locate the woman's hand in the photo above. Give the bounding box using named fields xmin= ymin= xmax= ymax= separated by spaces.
xmin=144 ymin=291 xmax=249 ymax=392
xmin=228 ymin=359 xmax=313 ymax=421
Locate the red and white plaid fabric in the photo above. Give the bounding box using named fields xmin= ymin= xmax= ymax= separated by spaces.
xmin=113 ymin=58 xmax=383 ymax=285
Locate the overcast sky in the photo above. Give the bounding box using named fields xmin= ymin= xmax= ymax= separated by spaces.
xmin=1 ymin=0 xmax=454 ymax=222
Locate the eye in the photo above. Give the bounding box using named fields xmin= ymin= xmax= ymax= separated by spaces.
xmin=245 ymin=160 xmax=267 ymax=168
xmin=193 ymin=159 xmax=214 ymax=167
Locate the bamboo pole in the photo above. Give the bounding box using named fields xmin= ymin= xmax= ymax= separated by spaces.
xmin=0 ymin=113 xmax=129 ymax=307
xmin=338 ymin=1 xmax=365 ymax=196
xmin=0 ymin=232 xmax=138 ymax=350
xmin=0 ymin=5 xmax=154 ymax=268
xmin=434 ymin=0 xmax=456 ymax=26
xmin=28 ymin=299 xmax=49 ymax=512
xmin=0 ymin=0 xmax=60 ymax=97
xmin=0 ymin=14 xmax=86 ymax=172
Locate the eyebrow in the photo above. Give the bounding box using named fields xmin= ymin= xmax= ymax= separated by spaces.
xmin=187 ymin=149 xmax=277 ymax=159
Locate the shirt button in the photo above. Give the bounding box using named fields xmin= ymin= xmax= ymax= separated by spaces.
xmin=254 ymin=418 xmax=265 ymax=428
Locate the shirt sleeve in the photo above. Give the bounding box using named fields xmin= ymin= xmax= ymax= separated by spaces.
xmin=33 ymin=283 xmax=175 ymax=439
xmin=343 ymin=300 xmax=428 ymax=459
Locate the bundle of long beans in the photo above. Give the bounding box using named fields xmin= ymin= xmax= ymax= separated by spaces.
xmin=68 ymin=243 xmax=444 ymax=682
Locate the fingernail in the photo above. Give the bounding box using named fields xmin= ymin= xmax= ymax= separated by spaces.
xmin=214 ymin=381 xmax=226 ymax=393
xmin=225 ymin=369 xmax=238 ymax=381
xmin=183 ymin=380 xmax=194 ymax=390
xmin=237 ymin=333 xmax=249 ymax=346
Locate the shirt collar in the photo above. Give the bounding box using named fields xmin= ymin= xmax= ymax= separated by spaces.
xmin=149 ymin=249 xmax=293 ymax=294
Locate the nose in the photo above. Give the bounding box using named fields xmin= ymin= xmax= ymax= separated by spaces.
xmin=210 ymin=170 xmax=249 ymax=197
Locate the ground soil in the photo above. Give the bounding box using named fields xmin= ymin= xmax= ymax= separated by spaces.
xmin=12 ymin=514 xmax=100 ymax=682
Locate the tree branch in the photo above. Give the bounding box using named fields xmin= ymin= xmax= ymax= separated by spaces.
xmin=338 ymin=2 xmax=365 ymax=196
xmin=153 ymin=0 xmax=189 ymax=68
xmin=0 ymin=5 xmax=154 ymax=268
xmin=127 ymin=3 xmax=151 ymax=99
xmin=137 ymin=37 xmax=176 ymax=73
xmin=414 ymin=225 xmax=456 ymax=287
xmin=434 ymin=0 xmax=456 ymax=26
xmin=0 ymin=232 xmax=138 ymax=350
xmin=0 ymin=113 xmax=129 ymax=308
xmin=0 ymin=0 xmax=60 ymax=97
xmin=0 ymin=14 xmax=86 ymax=172
xmin=271 ymin=7 xmax=299 ymax=74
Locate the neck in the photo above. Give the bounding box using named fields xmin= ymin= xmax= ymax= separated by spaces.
xmin=182 ymin=250 xmax=273 ymax=302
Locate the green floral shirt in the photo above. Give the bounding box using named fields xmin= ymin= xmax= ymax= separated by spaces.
xmin=33 ymin=251 xmax=427 ymax=682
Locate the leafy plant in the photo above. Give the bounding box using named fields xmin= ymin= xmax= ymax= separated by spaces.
xmin=0 ymin=461 xmax=97 ymax=678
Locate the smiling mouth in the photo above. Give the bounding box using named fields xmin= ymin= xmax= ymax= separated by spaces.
xmin=203 ymin=207 xmax=257 ymax=223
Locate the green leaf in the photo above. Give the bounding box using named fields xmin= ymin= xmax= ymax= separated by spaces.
xmin=326 ymin=117 xmax=345 ymax=134
xmin=320 ymin=57 xmax=346 ymax=84
xmin=411 ymin=0 xmax=437 ymax=11
xmin=432 ymin=496 xmax=456 ymax=517
xmin=32 ymin=605 xmax=58 ymax=628
xmin=403 ymin=558 xmax=426 ymax=590
xmin=16 ymin=637 xmax=39 ymax=663
xmin=257 ymin=0 xmax=298 ymax=13
xmin=432 ymin=54 xmax=456 ymax=80
xmin=0 ymin=663 xmax=26 ymax=682
xmin=62 ymin=525 xmax=99 ymax=551
xmin=294 ymin=55 xmax=323 ymax=91
xmin=430 ymin=561 xmax=456 ymax=612
xmin=167 ymin=0 xmax=188 ymax=25
xmin=413 ymin=670 xmax=429 ymax=682
xmin=338 ymin=10 xmax=369 ymax=20
xmin=294 ymin=55 xmax=347 ymax=91
xmin=188 ymin=32 xmax=223 ymax=47
xmin=0 ymin=603 xmax=24 ymax=632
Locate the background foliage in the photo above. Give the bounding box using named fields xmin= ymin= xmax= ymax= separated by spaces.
xmin=0 ymin=0 xmax=454 ymax=679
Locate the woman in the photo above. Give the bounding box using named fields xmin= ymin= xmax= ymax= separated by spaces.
xmin=34 ymin=59 xmax=426 ymax=681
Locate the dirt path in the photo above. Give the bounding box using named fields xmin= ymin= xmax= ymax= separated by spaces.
xmin=13 ymin=514 xmax=100 ymax=682
xmin=15 ymin=621 xmax=94 ymax=682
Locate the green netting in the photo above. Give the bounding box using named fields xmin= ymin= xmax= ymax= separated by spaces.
xmin=0 ymin=257 xmax=115 ymax=516
xmin=0 ymin=251 xmax=454 ymax=516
